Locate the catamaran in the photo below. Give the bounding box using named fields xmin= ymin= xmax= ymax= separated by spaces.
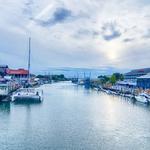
xmin=11 ymin=37 xmax=44 ymax=102
xmin=11 ymin=88 xmax=43 ymax=102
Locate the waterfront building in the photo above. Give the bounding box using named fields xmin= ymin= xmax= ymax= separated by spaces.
xmin=124 ymin=68 xmax=150 ymax=83
xmin=137 ymin=73 xmax=150 ymax=89
xmin=6 ymin=68 xmax=29 ymax=81
xmin=115 ymin=81 xmax=136 ymax=93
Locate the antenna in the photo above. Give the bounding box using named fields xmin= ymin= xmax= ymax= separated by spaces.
xmin=28 ymin=37 xmax=31 ymax=82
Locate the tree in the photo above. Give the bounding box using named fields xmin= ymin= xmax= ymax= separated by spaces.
xmin=98 ymin=75 xmax=110 ymax=85
xmin=113 ymin=73 xmax=124 ymax=81
xmin=59 ymin=74 xmax=65 ymax=79
xmin=110 ymin=74 xmax=117 ymax=85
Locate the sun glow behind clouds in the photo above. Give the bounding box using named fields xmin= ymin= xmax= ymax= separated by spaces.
xmin=100 ymin=40 xmax=123 ymax=60
xmin=0 ymin=0 xmax=150 ymax=69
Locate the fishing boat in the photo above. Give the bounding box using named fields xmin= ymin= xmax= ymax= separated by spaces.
xmin=11 ymin=88 xmax=43 ymax=102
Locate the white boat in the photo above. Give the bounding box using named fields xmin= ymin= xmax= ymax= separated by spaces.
xmin=146 ymin=94 xmax=150 ymax=102
xmin=104 ymin=90 xmax=110 ymax=94
xmin=11 ymin=37 xmax=44 ymax=103
xmin=0 ymin=82 xmax=19 ymax=101
xmin=0 ymin=84 xmax=9 ymax=100
xmin=140 ymin=93 xmax=150 ymax=103
xmin=11 ymin=88 xmax=43 ymax=102
xmin=110 ymin=91 xmax=117 ymax=95
xmin=135 ymin=94 xmax=149 ymax=104
xmin=93 ymin=87 xmax=99 ymax=91
xmin=0 ymin=84 xmax=9 ymax=95
xmin=124 ymin=94 xmax=134 ymax=99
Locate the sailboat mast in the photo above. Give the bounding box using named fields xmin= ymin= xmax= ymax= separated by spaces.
xmin=28 ymin=37 xmax=31 ymax=81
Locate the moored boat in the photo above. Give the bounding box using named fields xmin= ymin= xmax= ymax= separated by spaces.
xmin=140 ymin=93 xmax=150 ymax=103
xmin=0 ymin=84 xmax=9 ymax=100
xmin=11 ymin=88 xmax=43 ymax=102
xmin=124 ymin=94 xmax=134 ymax=99
xmin=135 ymin=94 xmax=149 ymax=104
xmin=0 ymin=81 xmax=19 ymax=101
xmin=11 ymin=37 xmax=44 ymax=103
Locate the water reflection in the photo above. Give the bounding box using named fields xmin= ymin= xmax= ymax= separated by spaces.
xmin=0 ymin=82 xmax=150 ymax=150
xmin=13 ymin=100 xmax=43 ymax=106
xmin=83 ymin=88 xmax=91 ymax=95
xmin=0 ymin=102 xmax=10 ymax=115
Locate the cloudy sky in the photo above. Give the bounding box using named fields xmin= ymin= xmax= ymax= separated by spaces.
xmin=0 ymin=0 xmax=150 ymax=72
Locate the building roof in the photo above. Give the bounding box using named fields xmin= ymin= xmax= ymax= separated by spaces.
xmin=117 ymin=81 xmax=137 ymax=86
xmin=137 ymin=73 xmax=150 ymax=79
xmin=6 ymin=69 xmax=29 ymax=75
xmin=125 ymin=68 xmax=150 ymax=76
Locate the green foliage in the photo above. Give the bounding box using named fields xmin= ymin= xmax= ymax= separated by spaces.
xmin=110 ymin=74 xmax=117 ymax=85
xmin=37 ymin=74 xmax=67 ymax=82
xmin=52 ymin=74 xmax=66 ymax=81
xmin=98 ymin=75 xmax=110 ymax=85
xmin=37 ymin=75 xmax=45 ymax=78
xmin=113 ymin=73 xmax=124 ymax=81
xmin=97 ymin=72 xmax=124 ymax=86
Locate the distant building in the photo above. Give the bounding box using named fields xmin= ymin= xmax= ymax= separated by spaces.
xmin=137 ymin=74 xmax=150 ymax=89
xmin=6 ymin=68 xmax=29 ymax=81
xmin=0 ymin=65 xmax=9 ymax=76
xmin=124 ymin=68 xmax=150 ymax=82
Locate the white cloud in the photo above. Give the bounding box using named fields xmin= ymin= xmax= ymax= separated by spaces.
xmin=0 ymin=0 xmax=150 ymax=72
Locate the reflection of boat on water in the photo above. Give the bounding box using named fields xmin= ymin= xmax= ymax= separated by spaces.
xmin=0 ymin=102 xmax=10 ymax=114
xmin=84 ymin=78 xmax=91 ymax=89
xmin=11 ymin=88 xmax=43 ymax=102
xmin=71 ymin=78 xmax=78 ymax=84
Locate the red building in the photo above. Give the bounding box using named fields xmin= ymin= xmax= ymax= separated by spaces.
xmin=6 ymin=69 xmax=29 ymax=81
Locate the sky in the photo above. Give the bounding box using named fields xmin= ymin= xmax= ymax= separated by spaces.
xmin=0 ymin=0 xmax=150 ymax=73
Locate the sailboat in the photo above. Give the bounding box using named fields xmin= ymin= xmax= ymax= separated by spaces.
xmin=11 ymin=38 xmax=44 ymax=102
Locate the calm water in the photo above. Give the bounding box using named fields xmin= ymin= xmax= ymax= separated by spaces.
xmin=0 ymin=82 xmax=150 ymax=150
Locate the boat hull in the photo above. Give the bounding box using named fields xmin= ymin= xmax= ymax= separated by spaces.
xmin=12 ymin=95 xmax=42 ymax=103
xmin=135 ymin=96 xmax=148 ymax=104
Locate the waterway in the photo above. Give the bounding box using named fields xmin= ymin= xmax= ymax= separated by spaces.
xmin=0 ymin=82 xmax=150 ymax=150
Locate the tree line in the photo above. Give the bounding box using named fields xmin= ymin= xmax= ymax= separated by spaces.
xmin=98 ymin=73 xmax=124 ymax=85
